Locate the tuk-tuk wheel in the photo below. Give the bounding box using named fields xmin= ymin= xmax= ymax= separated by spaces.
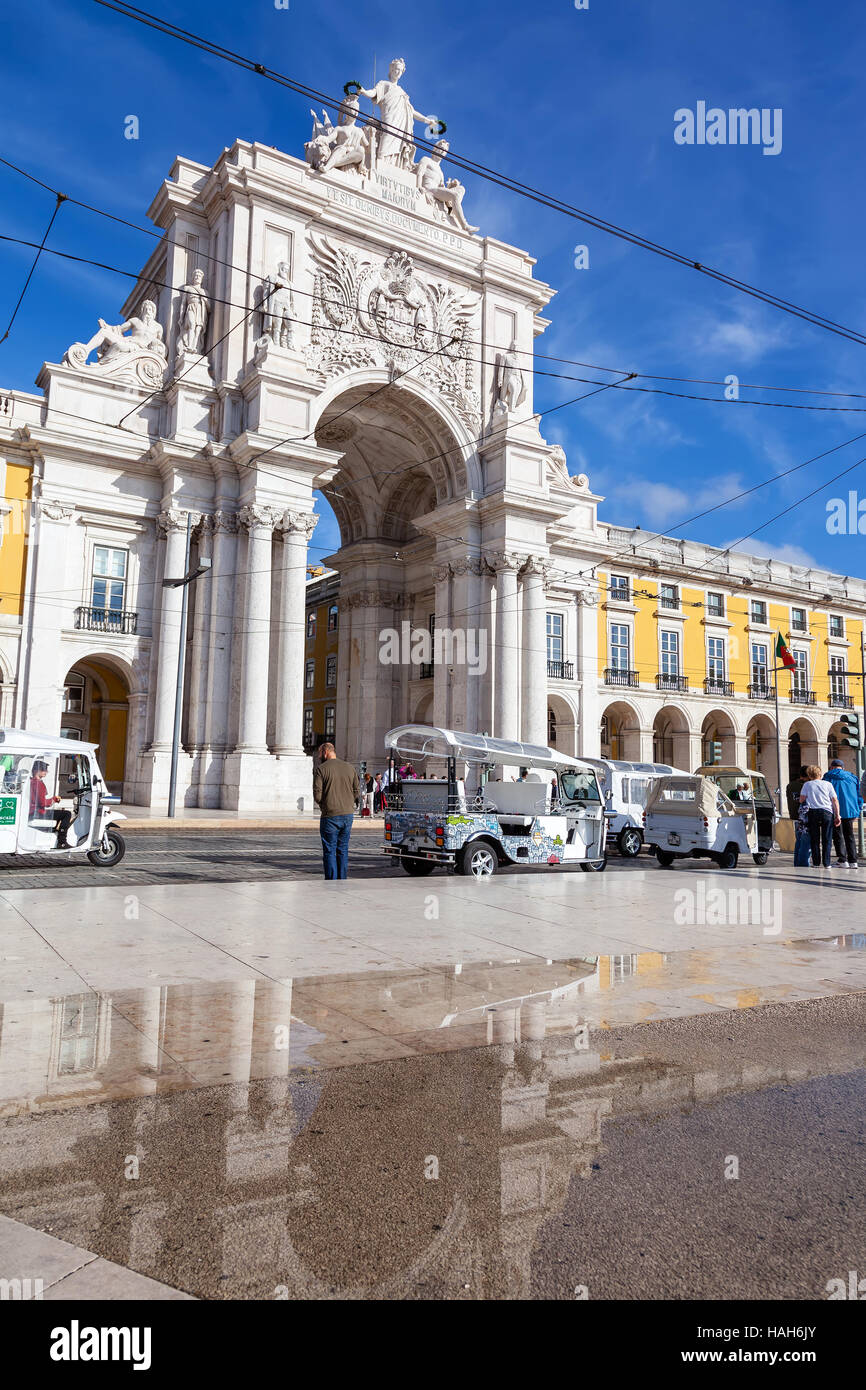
xmin=752 ymin=851 xmax=769 ymax=866
xmin=715 ymin=845 xmax=739 ymax=870
xmin=655 ymin=848 xmax=675 ymax=868
xmin=618 ymin=827 xmax=643 ymax=857
xmin=457 ymin=842 xmax=498 ymax=878
xmin=86 ymin=827 xmax=126 ymax=868
xmin=580 ymin=855 xmax=607 ymax=872
xmin=400 ymin=856 xmax=437 ymax=876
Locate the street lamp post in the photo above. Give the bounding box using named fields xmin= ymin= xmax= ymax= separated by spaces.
xmin=164 ymin=512 xmax=212 ymax=819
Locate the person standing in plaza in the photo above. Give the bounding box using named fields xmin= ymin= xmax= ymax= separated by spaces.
xmin=799 ymin=766 xmax=841 ymax=870
xmin=313 ymin=743 xmax=359 ymax=880
xmin=785 ymin=765 xmax=807 ymax=820
xmin=823 ymin=758 xmax=862 ymax=867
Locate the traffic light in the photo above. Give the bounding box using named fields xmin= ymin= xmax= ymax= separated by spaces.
xmin=359 ymin=760 xmax=367 ymax=777
xmin=838 ymin=713 xmax=861 ymax=748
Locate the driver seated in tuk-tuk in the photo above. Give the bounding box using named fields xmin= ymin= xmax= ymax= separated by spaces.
xmin=29 ymin=760 xmax=73 ymax=848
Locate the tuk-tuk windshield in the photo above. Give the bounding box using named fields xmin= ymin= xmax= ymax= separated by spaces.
xmin=558 ymin=770 xmax=601 ymax=803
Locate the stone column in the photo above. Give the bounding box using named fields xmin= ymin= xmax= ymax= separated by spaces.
xmin=493 ymin=551 xmax=522 ymax=741
xmin=187 ymin=515 xmax=214 ymax=751
xmin=575 ymin=588 xmax=601 ymax=758
xmin=150 ymin=509 xmax=196 ymax=751
xmin=274 ymin=510 xmax=318 ymax=755
xmin=449 ymin=558 xmax=484 ymax=734
xmin=23 ymin=498 xmax=75 ymax=732
xmin=235 ymin=505 xmax=280 ymax=753
xmin=521 ymin=556 xmax=549 ymax=746
xmin=204 ymin=510 xmax=239 ymax=754
xmin=432 ymin=562 xmax=452 ymax=730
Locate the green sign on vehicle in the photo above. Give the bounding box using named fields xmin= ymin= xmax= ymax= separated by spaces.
xmin=0 ymin=796 xmax=18 ymax=827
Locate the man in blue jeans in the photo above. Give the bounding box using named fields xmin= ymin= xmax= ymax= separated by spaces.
xmin=312 ymin=742 xmax=359 ymax=879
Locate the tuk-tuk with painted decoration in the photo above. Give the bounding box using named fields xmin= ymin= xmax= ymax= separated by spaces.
xmin=0 ymin=729 xmax=126 ymax=866
xmin=382 ymin=725 xmax=608 ymax=877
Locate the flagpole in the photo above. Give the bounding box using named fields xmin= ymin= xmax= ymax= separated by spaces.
xmin=773 ymin=660 xmax=784 ymax=816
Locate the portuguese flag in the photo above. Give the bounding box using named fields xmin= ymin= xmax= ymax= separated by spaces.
xmin=775 ymin=631 xmax=796 ymax=670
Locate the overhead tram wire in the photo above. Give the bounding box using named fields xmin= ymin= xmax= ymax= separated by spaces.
xmin=0 ymin=194 xmax=66 ymax=344
xmin=4 ymin=156 xmax=866 ymax=404
xmin=85 ymin=0 xmax=866 ymax=352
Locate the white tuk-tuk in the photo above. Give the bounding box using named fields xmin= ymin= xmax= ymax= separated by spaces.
xmin=0 ymin=729 xmax=126 ymax=866
xmin=643 ymin=773 xmax=755 ymax=869
xmin=694 ymin=765 xmax=778 ymax=866
xmin=581 ymin=758 xmax=691 ymax=857
xmin=382 ymin=725 xmax=608 ymax=878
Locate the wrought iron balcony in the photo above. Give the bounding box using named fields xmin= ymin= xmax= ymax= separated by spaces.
xmin=704 ymin=677 xmax=734 ymax=697
xmin=748 ymin=683 xmax=775 ymax=701
xmin=656 ymin=673 xmax=688 ymax=691
xmin=547 ymin=660 xmax=574 ymax=680
xmin=828 ymin=692 xmax=854 ymax=709
xmin=604 ymin=667 xmax=639 ymax=688
xmin=75 ymin=606 xmax=138 ymax=635
xmin=789 ymin=689 xmax=816 ymax=705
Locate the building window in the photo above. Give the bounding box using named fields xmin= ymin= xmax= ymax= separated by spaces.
xmin=303 ymin=708 xmax=314 ymax=743
xmin=304 ymin=660 xmax=315 ymax=690
xmin=548 ymin=708 xmax=557 ymax=746
xmin=324 ymin=705 xmax=336 ymax=739
xmin=306 ymin=612 xmax=317 ymax=639
xmin=829 ymin=614 xmax=844 ymax=638
xmin=830 ymin=655 xmax=847 ymax=698
xmin=327 ymin=603 xmax=338 ymax=632
xmin=792 ymin=649 xmax=809 ymax=692
xmin=57 ymin=994 xmax=100 ymax=1075
xmin=92 ymin=546 xmax=128 ymax=621
xmin=750 ymin=599 xmax=767 ymax=625
xmin=326 ymin=654 xmax=337 ymax=687
xmin=791 ymin=607 xmax=807 ymax=633
xmin=62 ymin=672 xmax=85 ymax=714
xmin=546 ymin=612 xmax=563 ymax=664
xmin=660 ymin=630 xmax=680 ymax=676
xmin=707 ymin=637 xmax=726 ymax=681
xmin=610 ymin=624 xmax=630 ymax=670
xmin=751 ymin=642 xmax=769 ymax=688
xmin=659 ymin=583 xmax=678 ymax=610
xmin=707 ymin=592 xmax=725 ymax=618
xmin=609 ymin=574 xmax=630 ymax=602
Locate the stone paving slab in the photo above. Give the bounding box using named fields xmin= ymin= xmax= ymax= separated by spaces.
xmin=0 ymin=1213 xmax=193 ymax=1299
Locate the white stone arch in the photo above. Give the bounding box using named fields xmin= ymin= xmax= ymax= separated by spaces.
xmin=785 ymin=713 xmax=820 ymax=777
xmin=746 ymin=711 xmax=778 ymax=782
xmin=700 ymin=708 xmax=738 ymax=765
xmin=652 ymin=702 xmax=692 ymax=768
xmin=600 ymin=697 xmax=642 ymax=761
xmin=547 ymin=690 xmax=578 ymax=758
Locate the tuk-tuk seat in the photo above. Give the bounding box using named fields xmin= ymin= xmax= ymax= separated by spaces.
xmin=484 ymin=779 xmax=550 ymax=817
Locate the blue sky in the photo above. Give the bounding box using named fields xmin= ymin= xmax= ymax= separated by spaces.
xmin=2 ymin=0 xmax=866 ymax=576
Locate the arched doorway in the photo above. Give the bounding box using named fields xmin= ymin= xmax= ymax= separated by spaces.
xmin=700 ymin=710 xmax=736 ymax=766
xmin=412 ymin=689 xmax=434 ymax=725
xmin=746 ymin=713 xmax=778 ymax=783
xmin=652 ymin=706 xmax=690 ymax=768
xmin=600 ymin=700 xmax=640 ymax=761
xmin=787 ymin=716 xmax=819 ymax=778
xmin=827 ymin=719 xmax=857 ymax=774
xmin=62 ymin=657 xmax=130 ymax=795
xmin=312 ymin=374 xmax=481 ymax=767
xmin=547 ymin=692 xmax=578 ymax=757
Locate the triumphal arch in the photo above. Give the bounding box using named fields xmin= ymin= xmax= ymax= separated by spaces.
xmin=20 ymin=58 xmax=602 ymax=809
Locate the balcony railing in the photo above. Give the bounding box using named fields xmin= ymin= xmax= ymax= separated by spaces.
xmin=829 ymin=692 xmax=854 ymax=709
xmin=656 ymin=673 xmax=688 ymax=691
xmin=789 ymin=689 xmax=816 ymax=705
xmin=604 ymin=667 xmax=639 ymax=687
xmin=547 ymin=660 xmax=574 ymax=680
xmin=704 ymin=677 xmax=734 ymax=697
xmin=75 ymin=606 xmax=138 ymax=635
xmin=748 ymin=683 xmax=775 ymax=701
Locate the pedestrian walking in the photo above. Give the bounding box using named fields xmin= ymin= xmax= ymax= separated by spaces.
xmin=361 ymin=772 xmax=374 ymax=818
xmin=823 ymin=759 xmax=862 ymax=867
xmin=373 ymin=773 xmax=383 ymax=815
xmin=312 ymin=742 xmax=359 ymax=880
xmin=799 ymin=766 xmax=841 ymax=870
xmin=785 ymin=765 xmax=807 ymax=821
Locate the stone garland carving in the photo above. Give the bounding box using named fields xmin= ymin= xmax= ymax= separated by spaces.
xmin=344 ymin=589 xmax=405 ymax=609
xmin=305 ymin=235 xmax=480 ymax=433
xmin=63 ymin=300 xmax=168 ymax=388
xmin=39 ymin=498 xmax=75 ymax=522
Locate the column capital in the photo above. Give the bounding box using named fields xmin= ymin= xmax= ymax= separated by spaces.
xmin=39 ymin=497 xmax=75 ymax=522
xmin=521 ymin=555 xmax=552 ymax=586
xmin=431 ymin=562 xmax=452 ymax=584
xmin=237 ymin=503 xmax=282 ymax=534
xmin=451 ymin=556 xmax=485 ymax=578
xmin=488 ymin=549 xmax=525 ymax=573
xmin=158 ymin=507 xmax=201 ymax=535
xmin=576 ymin=587 xmax=600 ymax=608
xmin=213 ymin=508 xmax=239 ymax=534
xmin=279 ymin=509 xmax=318 ymax=540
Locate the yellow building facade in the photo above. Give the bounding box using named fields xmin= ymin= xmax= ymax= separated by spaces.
xmin=303 ymin=569 xmax=340 ymax=754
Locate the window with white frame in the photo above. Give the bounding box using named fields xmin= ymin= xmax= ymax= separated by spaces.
xmin=707 ymin=592 xmax=725 ymax=618
xmin=791 ymin=607 xmax=807 ymax=633
xmin=304 ymin=660 xmax=315 ymax=690
xmin=829 ymin=614 xmax=844 ymax=638
xmin=326 ymin=654 xmax=337 ymax=687
xmin=792 ymin=649 xmax=809 ymax=692
xmin=303 ymin=708 xmax=314 ymax=743
xmin=324 ymin=705 xmax=336 ymax=739
xmin=91 ymin=546 xmax=128 ymax=621
xmin=830 ymin=654 xmax=847 ymax=698
xmin=327 ymin=603 xmax=338 ymax=632
xmin=707 ymin=636 xmax=726 ymax=682
xmin=609 ymin=574 xmax=630 ymax=602
xmin=660 ymin=630 xmax=680 ymax=676
xmin=610 ymin=623 xmax=630 ymax=670
xmin=546 ymin=612 xmax=563 ymax=664
xmin=659 ymin=583 xmax=678 ymax=610
xmin=306 ymin=611 xmax=316 ymax=639
xmin=751 ymin=642 xmax=769 ymax=688
xmin=62 ymin=672 xmax=85 ymax=714
xmin=750 ymin=599 xmax=767 ymax=625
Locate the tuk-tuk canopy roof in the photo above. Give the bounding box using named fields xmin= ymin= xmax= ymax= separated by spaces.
xmin=645 ymin=774 xmax=735 ymax=818
xmin=384 ymin=725 xmax=595 ymax=773
xmin=0 ymin=727 xmax=99 ymax=756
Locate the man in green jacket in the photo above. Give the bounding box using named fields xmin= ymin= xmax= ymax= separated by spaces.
xmin=313 ymin=743 xmax=359 ymax=879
